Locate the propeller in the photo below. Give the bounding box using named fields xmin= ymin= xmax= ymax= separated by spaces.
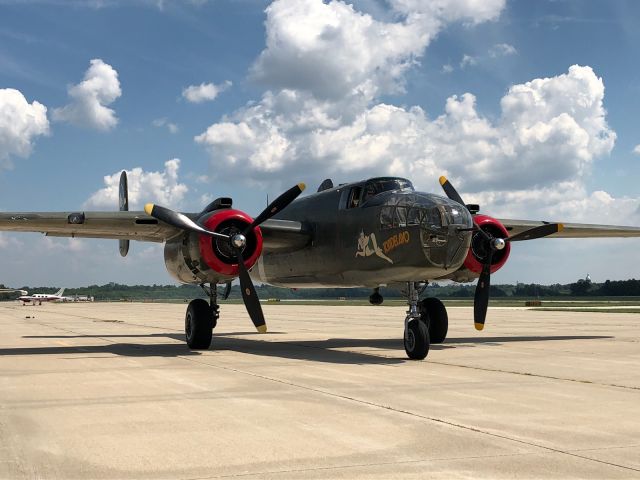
xmin=144 ymin=204 xmax=229 ymax=240
xmin=438 ymin=176 xmax=563 ymax=330
xmin=145 ymin=182 xmax=306 ymax=333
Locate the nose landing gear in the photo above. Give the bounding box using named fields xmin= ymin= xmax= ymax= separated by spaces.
xmin=403 ymin=282 xmax=429 ymax=359
xmin=402 ymin=282 xmax=449 ymax=359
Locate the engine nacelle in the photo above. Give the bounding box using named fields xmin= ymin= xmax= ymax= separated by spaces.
xmin=445 ymin=214 xmax=511 ymax=283
xmin=164 ymin=209 xmax=263 ymax=284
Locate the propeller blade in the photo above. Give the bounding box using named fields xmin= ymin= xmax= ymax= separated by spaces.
xmin=439 ymin=176 xmax=466 ymax=206
xmin=473 ymin=250 xmax=493 ymax=331
xmin=246 ymin=183 xmax=306 ymax=233
xmin=507 ymin=223 xmax=564 ymax=242
xmin=145 ymin=203 xmax=229 ymax=240
xmin=235 ymin=248 xmax=267 ymax=333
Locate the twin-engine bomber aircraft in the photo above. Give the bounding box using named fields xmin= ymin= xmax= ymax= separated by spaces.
xmin=1 ymin=174 xmax=639 ymax=359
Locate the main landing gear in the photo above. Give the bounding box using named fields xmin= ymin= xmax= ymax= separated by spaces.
xmin=184 ymin=284 xmax=220 ymax=350
xmin=403 ymin=282 xmax=449 ymax=360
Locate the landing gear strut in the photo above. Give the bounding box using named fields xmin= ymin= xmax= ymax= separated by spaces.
xmin=403 ymin=282 xmax=430 ymax=360
xmin=184 ymin=283 xmax=220 ymax=350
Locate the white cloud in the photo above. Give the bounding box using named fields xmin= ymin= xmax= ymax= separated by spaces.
xmin=182 ymin=80 xmax=232 ymax=103
xmin=196 ymin=0 xmax=636 ymax=228
xmin=53 ymin=58 xmax=121 ymax=131
xmin=489 ymin=42 xmax=517 ymax=57
xmin=0 ymin=88 xmax=49 ymax=169
xmin=0 ymin=232 xmax=23 ymax=249
xmin=459 ymin=54 xmax=478 ymax=68
xmin=152 ymin=117 xmax=178 ymax=134
xmin=633 ymin=144 xmax=640 ymax=155
xmin=84 ymin=159 xmax=188 ymax=210
xmin=198 ymin=65 xmax=615 ymax=190
xmin=441 ymin=64 xmax=454 ymax=74
xmin=250 ymin=0 xmax=505 ymax=102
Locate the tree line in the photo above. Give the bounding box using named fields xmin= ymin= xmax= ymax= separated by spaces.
xmin=1 ymin=279 xmax=639 ymax=301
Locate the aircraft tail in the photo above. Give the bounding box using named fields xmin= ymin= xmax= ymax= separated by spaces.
xmin=54 ymin=288 xmax=65 ymax=297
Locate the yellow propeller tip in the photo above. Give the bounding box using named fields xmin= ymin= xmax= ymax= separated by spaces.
xmin=474 ymin=322 xmax=485 ymax=331
xmin=558 ymin=223 xmax=565 ymax=232
xmin=439 ymin=176 xmax=447 ymax=186
xmin=256 ymin=325 xmax=267 ymax=334
xmin=298 ymin=182 xmax=306 ymax=192
xmin=144 ymin=203 xmax=154 ymax=215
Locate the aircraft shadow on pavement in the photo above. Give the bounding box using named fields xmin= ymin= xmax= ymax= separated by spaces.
xmin=6 ymin=333 xmax=613 ymax=364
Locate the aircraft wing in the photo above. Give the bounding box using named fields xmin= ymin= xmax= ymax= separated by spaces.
xmin=0 ymin=211 xmax=312 ymax=251
xmin=0 ymin=211 xmax=180 ymax=242
xmin=499 ymin=219 xmax=640 ymax=238
xmin=259 ymin=219 xmax=311 ymax=253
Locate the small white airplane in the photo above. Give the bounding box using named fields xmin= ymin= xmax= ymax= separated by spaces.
xmin=18 ymin=288 xmax=66 ymax=305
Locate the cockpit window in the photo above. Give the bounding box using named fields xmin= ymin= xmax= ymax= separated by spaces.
xmin=380 ymin=205 xmax=441 ymax=230
xmin=347 ymin=186 xmax=362 ymax=209
xmin=395 ymin=206 xmax=407 ymax=228
xmin=362 ymin=178 xmax=413 ymax=203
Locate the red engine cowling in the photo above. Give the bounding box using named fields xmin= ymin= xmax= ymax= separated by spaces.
xmin=462 ymin=214 xmax=511 ymax=276
xmin=163 ymin=209 xmax=263 ymax=284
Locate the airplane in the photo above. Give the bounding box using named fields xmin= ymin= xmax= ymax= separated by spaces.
xmin=18 ymin=288 xmax=66 ymax=305
xmin=0 ymin=172 xmax=639 ymax=359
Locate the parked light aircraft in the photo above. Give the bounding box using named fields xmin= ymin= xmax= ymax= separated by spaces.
xmin=18 ymin=288 xmax=66 ymax=305
xmin=1 ymin=172 xmax=639 ymax=359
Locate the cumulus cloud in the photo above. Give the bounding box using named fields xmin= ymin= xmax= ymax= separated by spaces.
xmin=459 ymin=54 xmax=478 ymax=69
xmin=633 ymin=144 xmax=640 ymax=155
xmin=152 ymin=117 xmax=178 ymax=134
xmin=84 ymin=159 xmax=188 ymax=210
xmin=489 ymin=42 xmax=517 ymax=57
xmin=0 ymin=232 xmax=23 ymax=249
xmin=199 ymin=65 xmax=614 ymax=190
xmin=53 ymin=59 xmax=121 ymax=131
xmin=250 ymin=0 xmax=504 ymax=102
xmin=0 ymin=88 xmax=49 ymax=169
xmin=182 ymin=80 xmax=232 ymax=103
xmin=196 ymin=0 xmax=636 ymax=225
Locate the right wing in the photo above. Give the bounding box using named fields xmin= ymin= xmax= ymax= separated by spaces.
xmin=499 ymin=219 xmax=640 ymax=238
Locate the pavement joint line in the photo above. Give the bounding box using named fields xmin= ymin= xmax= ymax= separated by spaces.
xmin=16 ymin=316 xmax=640 ymax=475
xmin=427 ymin=360 xmax=640 ymax=391
xmin=183 ymin=451 xmax=540 ymax=479
xmin=177 ymin=356 xmax=640 ymax=474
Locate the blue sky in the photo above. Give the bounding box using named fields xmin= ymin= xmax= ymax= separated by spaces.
xmin=0 ymin=0 xmax=639 ymax=287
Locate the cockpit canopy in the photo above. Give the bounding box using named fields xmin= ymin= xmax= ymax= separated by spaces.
xmin=343 ymin=177 xmax=414 ymax=209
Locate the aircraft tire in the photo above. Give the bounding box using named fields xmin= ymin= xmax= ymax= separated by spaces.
xmin=404 ymin=319 xmax=430 ymax=360
xmin=185 ymin=299 xmax=213 ymax=349
xmin=421 ymin=298 xmax=448 ymax=344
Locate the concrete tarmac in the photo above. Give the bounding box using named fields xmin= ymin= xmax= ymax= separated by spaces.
xmin=0 ymin=302 xmax=638 ymax=479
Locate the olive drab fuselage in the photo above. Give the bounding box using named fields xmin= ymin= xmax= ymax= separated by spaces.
xmin=253 ymin=177 xmax=474 ymax=288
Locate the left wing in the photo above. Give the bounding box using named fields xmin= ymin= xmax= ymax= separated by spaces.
xmin=499 ymin=219 xmax=640 ymax=238
xmin=0 ymin=211 xmax=313 ymax=252
xmin=0 ymin=211 xmax=180 ymax=242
